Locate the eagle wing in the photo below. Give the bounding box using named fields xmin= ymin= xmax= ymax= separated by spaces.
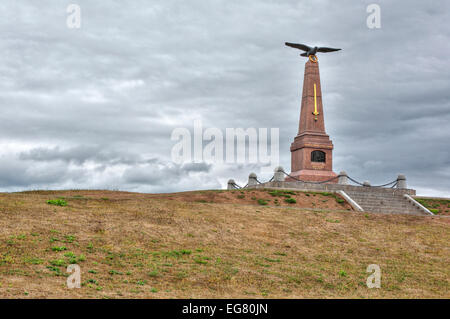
xmin=285 ymin=42 xmax=311 ymax=52
xmin=317 ymin=47 xmax=341 ymax=53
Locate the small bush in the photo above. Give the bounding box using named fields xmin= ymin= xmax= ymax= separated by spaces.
xmin=284 ymin=198 xmax=296 ymax=204
xmin=429 ymin=208 xmax=439 ymax=214
xmin=257 ymin=199 xmax=268 ymax=205
xmin=47 ymin=199 xmax=67 ymax=207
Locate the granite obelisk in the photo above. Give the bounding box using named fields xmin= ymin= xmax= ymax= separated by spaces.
xmin=287 ymin=57 xmax=337 ymax=182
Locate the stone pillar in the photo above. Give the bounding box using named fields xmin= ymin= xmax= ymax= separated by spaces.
xmin=338 ymin=171 xmax=348 ymax=185
xmin=273 ymin=166 xmax=285 ymax=182
xmin=397 ymin=174 xmax=407 ymax=189
xmin=288 ymin=59 xmax=337 ymax=183
xmin=363 ymin=181 xmax=371 ymax=187
xmin=227 ymin=179 xmax=235 ymax=190
xmin=248 ymin=173 xmax=258 ymax=187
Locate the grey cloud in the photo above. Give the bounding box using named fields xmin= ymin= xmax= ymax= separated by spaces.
xmin=0 ymin=0 xmax=449 ymax=196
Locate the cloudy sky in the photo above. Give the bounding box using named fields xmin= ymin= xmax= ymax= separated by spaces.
xmin=0 ymin=0 xmax=449 ymax=196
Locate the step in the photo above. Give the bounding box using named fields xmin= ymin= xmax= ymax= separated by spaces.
xmin=344 ymin=191 xmax=427 ymax=216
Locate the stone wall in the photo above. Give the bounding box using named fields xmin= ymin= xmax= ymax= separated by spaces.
xmin=249 ymin=181 xmax=416 ymax=196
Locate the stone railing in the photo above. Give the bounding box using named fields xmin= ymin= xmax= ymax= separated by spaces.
xmin=227 ymin=167 xmax=415 ymax=196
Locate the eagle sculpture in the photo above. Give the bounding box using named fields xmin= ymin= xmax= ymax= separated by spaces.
xmin=285 ymin=42 xmax=341 ymax=57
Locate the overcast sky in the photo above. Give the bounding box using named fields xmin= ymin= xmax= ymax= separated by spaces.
xmin=0 ymin=0 xmax=449 ymax=196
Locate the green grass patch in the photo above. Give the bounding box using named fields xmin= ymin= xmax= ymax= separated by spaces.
xmin=284 ymin=198 xmax=296 ymax=204
xmin=257 ymin=199 xmax=268 ymax=205
xmin=49 ymin=259 xmax=66 ymax=267
xmin=23 ymin=257 xmax=44 ymax=265
xmin=268 ymin=190 xmax=295 ymax=198
xmin=46 ymin=199 xmax=67 ymax=207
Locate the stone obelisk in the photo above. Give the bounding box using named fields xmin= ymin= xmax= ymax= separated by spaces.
xmin=287 ymin=58 xmax=337 ymax=182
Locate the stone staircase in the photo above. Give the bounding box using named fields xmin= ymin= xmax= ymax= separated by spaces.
xmin=250 ymin=178 xmax=433 ymax=216
xmin=344 ymin=190 xmax=428 ymax=215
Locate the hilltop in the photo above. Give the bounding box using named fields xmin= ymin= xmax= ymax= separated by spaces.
xmin=0 ymin=189 xmax=448 ymax=298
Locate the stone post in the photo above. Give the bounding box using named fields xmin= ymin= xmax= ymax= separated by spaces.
xmin=227 ymin=179 xmax=235 ymax=190
xmin=248 ymin=173 xmax=258 ymax=187
xmin=363 ymin=181 xmax=371 ymax=187
xmin=397 ymin=174 xmax=407 ymax=189
xmin=273 ymin=166 xmax=285 ymax=182
xmin=338 ymin=171 xmax=348 ymax=185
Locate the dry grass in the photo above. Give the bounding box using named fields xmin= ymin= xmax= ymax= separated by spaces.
xmin=0 ymin=189 xmax=448 ymax=299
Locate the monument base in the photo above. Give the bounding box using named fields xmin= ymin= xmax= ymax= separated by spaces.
xmin=285 ymin=169 xmax=338 ymax=183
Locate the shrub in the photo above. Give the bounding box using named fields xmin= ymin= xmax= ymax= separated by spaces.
xmin=284 ymin=198 xmax=296 ymax=204
xmin=47 ymin=199 xmax=67 ymax=207
xmin=257 ymin=199 xmax=268 ymax=205
xmin=429 ymin=209 xmax=439 ymax=214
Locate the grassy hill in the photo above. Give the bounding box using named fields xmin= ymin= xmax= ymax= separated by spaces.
xmin=413 ymin=196 xmax=450 ymax=216
xmin=0 ymin=189 xmax=448 ymax=299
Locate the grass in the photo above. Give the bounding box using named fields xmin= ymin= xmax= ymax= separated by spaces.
xmin=284 ymin=198 xmax=297 ymax=204
xmin=0 ymin=189 xmax=448 ymax=299
xmin=46 ymin=199 xmax=68 ymax=207
xmin=257 ymin=199 xmax=268 ymax=206
xmin=414 ymin=197 xmax=450 ymax=215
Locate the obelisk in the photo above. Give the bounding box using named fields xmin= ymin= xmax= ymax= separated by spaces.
xmin=287 ymin=57 xmax=337 ymax=182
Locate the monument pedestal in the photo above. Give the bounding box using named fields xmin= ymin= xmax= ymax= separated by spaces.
xmin=287 ymin=58 xmax=337 ymax=183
